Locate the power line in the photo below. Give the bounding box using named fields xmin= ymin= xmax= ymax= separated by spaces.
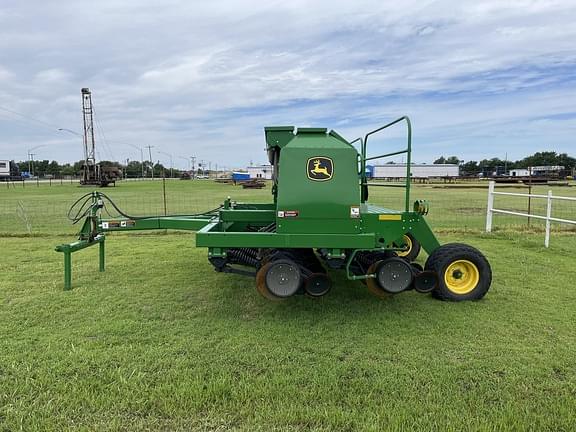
xmin=92 ymin=105 xmax=116 ymax=161
xmin=0 ymin=105 xmax=58 ymax=130
xmin=0 ymin=105 xmax=64 ymax=133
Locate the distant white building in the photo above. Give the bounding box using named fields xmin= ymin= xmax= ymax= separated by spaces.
xmin=246 ymin=165 xmax=273 ymax=179
xmin=0 ymin=160 xmax=10 ymax=178
xmin=509 ymin=169 xmax=529 ymax=177
xmin=372 ymin=163 xmax=459 ymax=179
xmin=509 ymin=166 xmax=564 ymax=177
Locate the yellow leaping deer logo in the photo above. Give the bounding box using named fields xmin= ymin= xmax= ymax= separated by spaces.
xmin=307 ymin=157 xmax=333 ymax=181
xmin=311 ymin=160 xmax=329 ymax=176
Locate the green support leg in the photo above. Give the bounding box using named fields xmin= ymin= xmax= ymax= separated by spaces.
xmin=99 ymin=239 xmax=105 ymax=272
xmin=56 ymin=234 xmax=106 ymax=291
xmin=64 ymin=251 xmax=72 ymax=291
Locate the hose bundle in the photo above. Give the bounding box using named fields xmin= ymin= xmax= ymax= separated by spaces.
xmin=66 ymin=192 xmax=222 ymax=224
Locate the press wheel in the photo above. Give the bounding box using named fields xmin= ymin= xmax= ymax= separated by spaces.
xmin=255 ymin=259 xmax=302 ymax=300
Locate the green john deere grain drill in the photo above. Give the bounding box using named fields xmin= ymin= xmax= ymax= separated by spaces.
xmin=57 ymin=116 xmax=492 ymax=300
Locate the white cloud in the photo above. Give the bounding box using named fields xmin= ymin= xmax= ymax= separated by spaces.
xmin=35 ymin=68 xmax=70 ymax=82
xmin=0 ymin=66 xmax=13 ymax=81
xmin=0 ymin=0 xmax=574 ymax=166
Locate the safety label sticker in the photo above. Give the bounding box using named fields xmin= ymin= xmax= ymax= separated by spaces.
xmin=101 ymin=220 xmax=136 ymax=229
xmin=277 ymin=210 xmax=299 ymax=218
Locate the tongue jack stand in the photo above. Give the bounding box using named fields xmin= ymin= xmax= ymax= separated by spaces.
xmin=55 ymin=235 xmax=105 ymax=290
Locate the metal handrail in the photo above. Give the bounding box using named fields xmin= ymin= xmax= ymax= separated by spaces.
xmin=361 ymin=116 xmax=412 ymax=211
xmin=365 ymin=183 xmax=406 ymax=188
xmin=349 ymin=137 xmax=364 ymax=176
xmin=349 ymin=137 xmax=363 ymax=147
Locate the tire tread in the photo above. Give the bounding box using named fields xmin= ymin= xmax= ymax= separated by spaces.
xmin=425 ymin=243 xmax=492 ymax=301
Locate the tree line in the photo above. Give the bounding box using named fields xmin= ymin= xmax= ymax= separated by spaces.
xmin=13 ymin=159 xmax=181 ymax=178
xmin=11 ymin=150 xmax=575 ymax=178
xmin=432 ymin=151 xmax=576 ymax=175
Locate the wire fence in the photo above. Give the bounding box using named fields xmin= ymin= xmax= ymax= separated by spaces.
xmin=0 ymin=179 xmax=575 ymax=237
xmin=0 ymin=179 xmax=269 ymax=236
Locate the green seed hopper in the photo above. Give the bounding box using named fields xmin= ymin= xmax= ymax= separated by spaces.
xmin=56 ymin=116 xmax=492 ymax=300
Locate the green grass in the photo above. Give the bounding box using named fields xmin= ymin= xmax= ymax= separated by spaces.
xmin=1 ymin=180 xmax=576 ymax=430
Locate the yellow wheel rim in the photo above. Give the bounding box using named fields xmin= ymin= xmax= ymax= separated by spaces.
xmin=397 ymin=235 xmax=412 ymax=258
xmin=444 ymin=260 xmax=479 ymax=294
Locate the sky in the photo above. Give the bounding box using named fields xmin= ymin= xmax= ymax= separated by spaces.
xmin=0 ymin=0 xmax=575 ymax=169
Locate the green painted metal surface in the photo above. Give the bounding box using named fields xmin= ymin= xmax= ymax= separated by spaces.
xmin=55 ymin=234 xmax=105 ymax=290
xmin=275 ymin=128 xmax=360 ymax=234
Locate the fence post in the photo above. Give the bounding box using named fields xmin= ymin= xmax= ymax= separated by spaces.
xmin=486 ymin=181 xmax=495 ymax=232
xmin=545 ymin=190 xmax=552 ymax=248
xmin=162 ymin=172 xmax=167 ymax=216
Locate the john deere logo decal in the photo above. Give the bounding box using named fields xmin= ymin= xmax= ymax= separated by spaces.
xmin=307 ymin=157 xmax=333 ymax=181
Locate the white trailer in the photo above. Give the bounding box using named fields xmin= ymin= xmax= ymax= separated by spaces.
xmin=0 ymin=160 xmax=10 ymax=178
xmin=372 ymin=163 xmax=459 ymax=179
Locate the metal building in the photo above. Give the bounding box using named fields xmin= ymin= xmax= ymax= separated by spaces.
xmin=246 ymin=165 xmax=273 ymax=179
xmin=509 ymin=169 xmax=530 ymax=177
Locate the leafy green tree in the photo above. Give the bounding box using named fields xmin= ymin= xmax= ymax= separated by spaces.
xmin=460 ymin=161 xmax=479 ymax=175
xmin=153 ymin=163 xmax=166 ymax=177
xmin=434 ymin=156 xmax=460 ymax=164
xmin=516 ymin=151 xmax=576 ymax=169
xmin=61 ymin=164 xmax=75 ymax=176
xmin=434 ymin=156 xmax=446 ymax=164
xmin=445 ymin=156 xmax=460 ymax=164
xmin=125 ymin=161 xmax=144 ymax=178
xmin=47 ymin=161 xmax=60 ymax=175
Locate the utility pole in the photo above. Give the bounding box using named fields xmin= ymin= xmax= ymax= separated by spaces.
xmin=158 ymin=151 xmax=173 ymax=178
xmin=178 ymin=156 xmax=191 ymax=172
xmin=190 ymin=156 xmax=196 ymax=178
xmin=127 ymin=143 xmax=144 ymax=178
xmin=145 ymin=145 xmax=154 ymax=179
xmin=27 ymin=145 xmax=44 ymax=177
xmin=28 ymin=153 xmax=36 ymax=176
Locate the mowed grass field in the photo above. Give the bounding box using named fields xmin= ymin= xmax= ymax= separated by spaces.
xmin=1 ymin=180 xmax=575 ymax=431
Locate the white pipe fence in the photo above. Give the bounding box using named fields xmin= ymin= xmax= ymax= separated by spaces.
xmin=486 ymin=181 xmax=576 ymax=247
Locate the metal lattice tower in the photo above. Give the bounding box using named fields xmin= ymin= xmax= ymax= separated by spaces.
xmin=81 ymin=88 xmax=97 ymax=182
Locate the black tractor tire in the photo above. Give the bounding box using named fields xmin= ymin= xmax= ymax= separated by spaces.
xmin=395 ymin=233 xmax=421 ymax=262
xmin=425 ymin=243 xmax=492 ymax=301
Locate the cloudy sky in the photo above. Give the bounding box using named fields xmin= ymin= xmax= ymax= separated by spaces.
xmin=0 ymin=0 xmax=575 ymax=168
